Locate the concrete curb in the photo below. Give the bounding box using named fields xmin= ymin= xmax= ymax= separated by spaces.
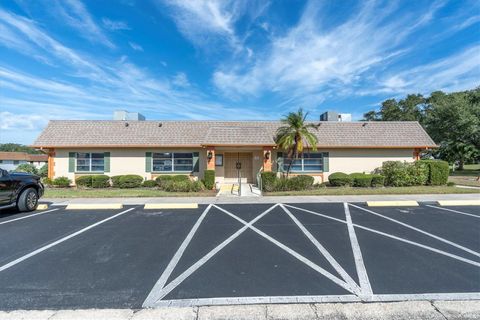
xmin=43 ymin=193 xmax=480 ymax=205
xmin=0 ymin=301 xmax=479 ymax=319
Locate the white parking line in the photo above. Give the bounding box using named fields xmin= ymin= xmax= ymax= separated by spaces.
xmin=215 ymin=205 xmax=357 ymax=295
xmin=0 ymin=207 xmax=136 ymax=273
xmin=143 ymin=204 xmax=280 ymax=307
xmin=143 ymin=204 xmax=212 ymax=307
xmin=285 ymin=204 xmax=480 ymax=267
xmin=343 ymin=203 xmax=373 ymax=295
xmin=0 ymin=208 xmax=59 ymax=226
xmin=348 ymin=203 xmax=480 ymax=258
xmin=426 ymin=205 xmax=480 ymax=219
xmin=279 ymin=204 xmax=361 ymax=294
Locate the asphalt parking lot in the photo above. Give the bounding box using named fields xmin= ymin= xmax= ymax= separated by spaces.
xmin=0 ymin=202 xmax=478 ymax=310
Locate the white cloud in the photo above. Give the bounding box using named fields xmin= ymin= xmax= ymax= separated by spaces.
xmin=128 ymin=41 xmax=143 ymax=51
xmin=0 ymin=111 xmax=46 ymax=131
xmin=211 ymin=0 xmax=460 ymax=106
xmin=172 ymin=72 xmax=190 ymax=87
xmin=54 ymin=0 xmax=114 ymax=48
xmin=102 ymin=18 xmax=131 ymax=31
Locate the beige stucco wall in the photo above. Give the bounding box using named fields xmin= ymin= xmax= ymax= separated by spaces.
xmin=53 ymin=147 xmax=415 ymax=185
xmin=273 ymin=148 xmax=415 ymax=183
xmin=53 ymin=148 xmax=206 ymax=184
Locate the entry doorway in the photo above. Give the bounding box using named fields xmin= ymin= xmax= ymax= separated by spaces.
xmin=224 ymin=152 xmax=253 ymax=183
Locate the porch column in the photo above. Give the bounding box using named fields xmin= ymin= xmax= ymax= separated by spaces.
xmin=413 ymin=148 xmax=421 ymax=160
xmin=206 ymin=147 xmax=215 ymax=170
xmin=47 ymin=149 xmax=55 ymax=179
xmin=263 ymin=146 xmax=273 ymax=172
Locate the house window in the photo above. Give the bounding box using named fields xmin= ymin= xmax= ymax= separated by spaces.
xmin=215 ymin=154 xmax=223 ymax=166
xmin=283 ymin=153 xmax=323 ymax=172
xmin=13 ymin=160 xmax=20 ymax=165
xmin=152 ymin=152 xmax=193 ymax=172
xmin=76 ymin=153 xmax=104 ymax=172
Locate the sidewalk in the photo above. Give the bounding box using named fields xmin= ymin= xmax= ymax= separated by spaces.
xmin=0 ymin=301 xmax=478 ymax=319
xmin=43 ymin=193 xmax=480 ymax=205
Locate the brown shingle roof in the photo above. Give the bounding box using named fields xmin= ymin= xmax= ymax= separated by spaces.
xmin=0 ymin=152 xmax=47 ymax=161
xmin=32 ymin=120 xmax=437 ymax=148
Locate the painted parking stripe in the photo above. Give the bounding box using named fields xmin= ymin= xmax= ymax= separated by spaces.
xmin=343 ymin=203 xmax=373 ymax=295
xmin=66 ymin=204 xmax=123 ymax=210
xmin=0 ymin=208 xmax=59 ymax=226
xmin=144 ymin=203 xmax=198 ymax=209
xmin=143 ymin=204 xmax=281 ymax=307
xmin=438 ymin=200 xmax=480 ymax=206
xmin=285 ymin=204 xmax=480 ymax=267
xmin=143 ymin=204 xmax=212 ymax=307
xmin=279 ymin=204 xmax=361 ymax=294
xmin=425 ymin=205 xmax=480 ymax=219
xmin=349 ymin=203 xmax=480 ymax=258
xmin=367 ymin=201 xmax=418 ymax=207
xmin=0 ymin=207 xmax=135 ymax=273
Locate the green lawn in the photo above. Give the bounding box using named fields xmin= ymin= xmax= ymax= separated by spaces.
xmin=265 ymin=186 xmax=480 ymax=196
xmin=44 ymin=188 xmax=216 ymax=198
xmin=448 ymin=163 xmax=480 ymax=187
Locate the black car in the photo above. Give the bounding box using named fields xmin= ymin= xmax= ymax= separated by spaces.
xmin=0 ymin=169 xmax=44 ymax=212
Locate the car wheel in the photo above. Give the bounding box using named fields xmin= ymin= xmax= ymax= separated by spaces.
xmin=17 ymin=188 xmax=39 ymax=212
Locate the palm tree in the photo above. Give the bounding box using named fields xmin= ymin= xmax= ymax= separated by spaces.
xmin=276 ymin=108 xmax=320 ymax=176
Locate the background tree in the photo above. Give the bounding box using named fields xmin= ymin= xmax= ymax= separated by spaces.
xmin=14 ymin=163 xmax=38 ymax=175
xmin=0 ymin=143 xmax=42 ymax=154
xmin=276 ymin=108 xmax=319 ymax=176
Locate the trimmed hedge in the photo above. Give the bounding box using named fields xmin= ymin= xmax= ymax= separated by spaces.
xmin=76 ymin=175 xmax=110 ymax=188
xmin=371 ymin=174 xmax=385 ymax=187
xmin=162 ymin=180 xmax=204 ymax=192
xmin=203 ymin=170 xmax=215 ymax=190
xmin=382 ymin=161 xmax=414 ymax=187
xmin=116 ymin=175 xmax=143 ymax=188
xmin=289 ymin=175 xmax=315 ymax=190
xmin=418 ymin=160 xmax=449 ymax=185
xmin=261 ymin=172 xmax=277 ymax=192
xmin=155 ymin=175 xmax=174 ymax=188
xmin=142 ymin=180 xmax=158 ymax=188
xmin=328 ymin=172 xmax=353 ymax=187
xmin=52 ymin=176 xmax=71 ymax=187
xmin=350 ymin=173 xmax=372 ymax=187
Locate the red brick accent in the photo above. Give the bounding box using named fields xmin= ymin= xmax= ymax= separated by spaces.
xmin=206 ymin=147 xmax=215 ymax=170
xmin=263 ymin=147 xmax=273 ymax=172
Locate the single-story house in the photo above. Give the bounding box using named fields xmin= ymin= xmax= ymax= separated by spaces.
xmin=0 ymin=152 xmax=48 ymax=171
xmin=32 ymin=120 xmax=437 ymax=185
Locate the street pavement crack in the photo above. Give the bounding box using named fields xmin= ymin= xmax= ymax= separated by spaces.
xmin=310 ymin=303 xmax=320 ymax=320
xmin=430 ymin=301 xmax=448 ymax=320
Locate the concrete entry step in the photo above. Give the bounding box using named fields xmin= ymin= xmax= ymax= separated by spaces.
xmin=216 ymin=183 xmax=261 ymax=197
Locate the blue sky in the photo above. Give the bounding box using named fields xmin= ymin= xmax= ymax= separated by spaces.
xmin=0 ymin=0 xmax=479 ymax=144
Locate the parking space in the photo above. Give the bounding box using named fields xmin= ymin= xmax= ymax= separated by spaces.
xmin=0 ymin=202 xmax=478 ymax=310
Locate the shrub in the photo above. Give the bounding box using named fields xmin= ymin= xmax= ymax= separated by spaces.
xmin=117 ymin=175 xmax=143 ymax=188
xmin=91 ymin=175 xmax=110 ymax=188
xmin=38 ymin=164 xmax=48 ymax=178
xmin=261 ymin=172 xmax=277 ymax=192
xmin=409 ymin=161 xmax=428 ymax=186
xmin=203 ymin=170 xmax=215 ymax=190
xmin=162 ymin=180 xmax=205 ymax=192
xmin=143 ymin=180 xmax=158 ymax=188
xmin=155 ymin=175 xmax=174 ymax=188
xmin=288 ymin=175 xmax=315 ymax=190
xmin=382 ymin=161 xmax=414 ymax=187
xmin=52 ymin=176 xmax=71 ymax=187
xmin=419 ymin=160 xmax=449 ymax=185
xmin=371 ymin=174 xmax=385 ymax=187
xmin=447 ymin=181 xmax=455 ymax=186
xmin=350 ymin=173 xmax=372 ymax=187
xmin=14 ymin=163 xmax=38 ymax=175
xmin=75 ymin=175 xmax=93 ymax=188
xmin=273 ymin=177 xmax=290 ymax=191
xmin=172 ymin=175 xmax=190 ymax=182
xmin=42 ymin=177 xmax=53 ymax=187
xmin=111 ymin=175 xmax=122 ymax=188
xmin=328 ymin=172 xmax=353 ymax=187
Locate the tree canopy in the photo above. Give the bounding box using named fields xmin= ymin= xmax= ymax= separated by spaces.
xmin=0 ymin=143 xmax=42 ymax=154
xmin=363 ymin=88 xmax=480 ymax=169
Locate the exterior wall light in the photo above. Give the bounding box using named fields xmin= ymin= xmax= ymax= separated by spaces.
xmin=207 ymin=151 xmax=213 ymax=159
xmin=265 ymin=151 xmax=270 ymax=160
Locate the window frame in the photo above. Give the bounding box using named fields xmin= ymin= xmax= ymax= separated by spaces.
xmin=152 ymin=152 xmax=194 ymax=173
xmin=215 ymin=154 xmax=223 ymax=166
xmin=75 ymin=152 xmax=105 ymax=173
xmin=283 ymin=153 xmax=323 ymax=173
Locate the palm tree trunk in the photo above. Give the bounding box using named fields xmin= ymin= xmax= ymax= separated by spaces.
xmin=286 ymin=141 xmax=298 ymax=178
